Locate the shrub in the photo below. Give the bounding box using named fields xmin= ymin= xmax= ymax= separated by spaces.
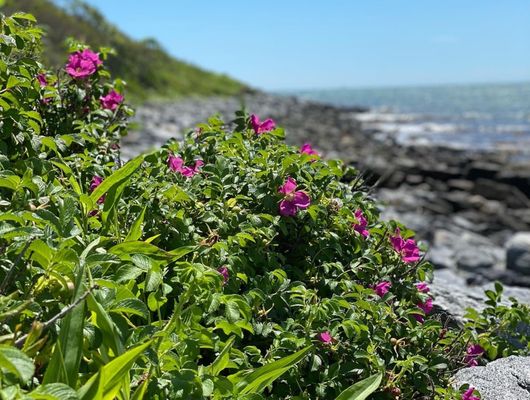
xmin=0 ymin=11 xmax=529 ymax=400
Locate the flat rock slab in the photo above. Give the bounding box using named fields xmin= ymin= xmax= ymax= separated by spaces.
xmin=453 ymin=356 xmax=530 ymax=400
xmin=432 ymin=269 xmax=530 ymax=323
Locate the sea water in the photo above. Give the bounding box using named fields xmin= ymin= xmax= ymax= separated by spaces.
xmin=284 ymin=82 xmax=530 ymax=154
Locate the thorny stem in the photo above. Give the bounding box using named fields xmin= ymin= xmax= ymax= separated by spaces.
xmin=14 ymin=284 xmax=98 ymax=347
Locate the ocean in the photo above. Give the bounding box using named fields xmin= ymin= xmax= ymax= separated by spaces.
xmin=284 ymin=82 xmax=530 ymax=155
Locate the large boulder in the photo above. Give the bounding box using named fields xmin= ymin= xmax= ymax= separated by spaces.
xmin=453 ymin=356 xmax=530 ymax=400
xmin=506 ymin=232 xmax=530 ymax=275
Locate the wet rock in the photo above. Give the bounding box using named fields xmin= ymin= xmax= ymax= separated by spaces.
xmin=506 ymin=232 xmax=530 ymax=275
xmin=453 ymin=356 xmax=530 ymax=400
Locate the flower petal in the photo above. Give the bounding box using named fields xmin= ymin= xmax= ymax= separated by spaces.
xmin=259 ymin=118 xmax=276 ymax=132
xmin=279 ymin=177 xmax=297 ymax=195
xmin=279 ymin=199 xmax=297 ymax=216
xmin=293 ymin=191 xmax=310 ymax=209
xmin=250 ymin=114 xmax=261 ymax=133
xmin=168 ymin=155 xmax=184 ymax=172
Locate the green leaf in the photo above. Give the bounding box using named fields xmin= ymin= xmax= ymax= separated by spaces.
xmin=43 ymin=265 xmax=87 ymax=387
xmin=233 ymin=346 xmax=313 ymax=395
xmin=109 ymin=241 xmax=170 ymax=260
xmin=77 ymin=341 xmax=151 ymax=400
xmin=0 ymin=175 xmax=20 ymax=191
xmin=87 ymin=293 xmax=125 ymax=357
xmin=110 ymin=298 xmax=149 ymax=319
xmin=11 ymin=12 xmax=37 ymax=22
xmin=125 ymin=206 xmax=146 ymax=242
xmin=28 ymin=383 xmax=79 ymax=400
xmin=0 ymin=344 xmax=35 ymax=383
xmin=90 ymin=155 xmax=143 ymax=204
xmin=208 ymin=336 xmax=235 ymax=376
xmin=335 ymin=373 xmax=382 ymax=400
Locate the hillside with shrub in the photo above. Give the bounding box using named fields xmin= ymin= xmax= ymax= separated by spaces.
xmin=2 ymin=0 xmax=250 ymax=100
xmin=1 ymin=10 xmax=529 ymax=400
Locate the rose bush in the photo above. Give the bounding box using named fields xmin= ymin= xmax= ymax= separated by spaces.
xmin=1 ymin=11 xmax=529 ymax=400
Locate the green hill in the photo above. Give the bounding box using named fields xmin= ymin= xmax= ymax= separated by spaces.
xmin=3 ymin=0 xmax=251 ymax=100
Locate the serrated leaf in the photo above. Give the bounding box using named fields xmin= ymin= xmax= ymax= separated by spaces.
xmin=0 ymin=344 xmax=35 ymax=383
xmin=28 ymin=383 xmax=79 ymax=400
xmin=110 ymin=298 xmax=149 ymax=319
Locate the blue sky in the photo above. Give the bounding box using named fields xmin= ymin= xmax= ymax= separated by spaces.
xmin=83 ymin=0 xmax=530 ymax=90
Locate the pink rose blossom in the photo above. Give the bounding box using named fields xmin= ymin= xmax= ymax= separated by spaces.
xmin=217 ymin=266 xmax=229 ymax=284
xmin=352 ymin=209 xmax=370 ymax=237
xmin=250 ymin=114 xmax=275 ymax=134
xmin=464 ymin=344 xmax=484 ymax=367
xmin=390 ymin=228 xmax=420 ymax=263
xmin=300 ymin=143 xmax=319 ymax=157
xmin=278 ymin=177 xmax=311 ymax=216
xmin=168 ymin=155 xmax=203 ymax=178
xmin=168 ymin=155 xmax=184 ymax=172
xmin=462 ymin=387 xmax=480 ymax=400
xmin=413 ymin=297 xmax=433 ymax=323
xmin=100 ymin=90 xmax=124 ymax=111
xmin=374 ymin=281 xmax=391 ymax=297
xmin=65 ymin=49 xmax=102 ymax=79
xmin=180 ymin=160 xmax=204 ymax=178
xmin=317 ymin=331 xmax=333 ymax=344
xmin=89 ymin=176 xmax=105 ymax=204
xmin=37 ymin=73 xmax=47 ymax=87
xmin=415 ymin=282 xmax=430 ymax=293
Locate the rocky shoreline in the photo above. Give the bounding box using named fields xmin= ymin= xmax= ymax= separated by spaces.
xmin=123 ymin=93 xmax=530 ymax=288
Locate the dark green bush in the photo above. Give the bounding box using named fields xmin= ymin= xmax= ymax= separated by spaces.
xmin=0 ymin=11 xmax=528 ymax=400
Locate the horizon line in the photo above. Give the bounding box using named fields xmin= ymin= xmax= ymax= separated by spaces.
xmin=274 ymin=79 xmax=530 ymax=93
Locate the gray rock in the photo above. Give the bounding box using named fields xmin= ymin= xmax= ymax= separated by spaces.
xmin=455 ymin=247 xmax=498 ymax=271
xmin=506 ymin=232 xmax=530 ymax=274
xmin=431 ymin=269 xmax=530 ymax=324
xmin=453 ymin=356 xmax=530 ymax=400
xmin=428 ymin=246 xmax=455 ymax=269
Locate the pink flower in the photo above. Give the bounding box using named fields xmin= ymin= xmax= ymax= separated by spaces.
xmin=415 ymin=282 xmax=430 ymax=293
xmin=462 ymin=387 xmax=480 ymax=400
xmin=390 ymin=228 xmax=420 ymax=263
xmin=100 ymin=90 xmax=124 ymax=111
xmin=89 ymin=176 xmax=105 ymax=213
xmin=464 ymin=344 xmax=484 ymax=367
xmin=168 ymin=155 xmax=204 ymax=178
xmin=168 ymin=155 xmax=184 ymax=172
xmin=65 ymin=49 xmax=102 ymax=79
xmin=300 ymin=143 xmax=319 ymax=157
xmin=352 ymin=209 xmax=369 ymax=237
xmin=413 ymin=298 xmax=433 ymax=323
xmin=180 ymin=160 xmax=204 ymax=178
xmin=374 ymin=281 xmax=391 ymax=297
xmin=250 ymin=114 xmax=275 ymax=134
xmin=278 ymin=177 xmax=311 ymax=216
xmin=37 ymin=73 xmax=47 ymax=87
xmin=317 ymin=331 xmax=333 ymax=344
xmin=218 ymin=266 xmax=229 ymax=284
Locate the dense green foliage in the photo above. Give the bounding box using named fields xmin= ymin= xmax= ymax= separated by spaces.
xmin=1 ymin=11 xmax=529 ymax=400
xmin=3 ymin=0 xmax=250 ymax=100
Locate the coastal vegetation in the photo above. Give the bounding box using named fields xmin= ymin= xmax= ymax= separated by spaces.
xmin=0 ymin=10 xmax=529 ymax=400
xmin=2 ymin=0 xmax=250 ymax=100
